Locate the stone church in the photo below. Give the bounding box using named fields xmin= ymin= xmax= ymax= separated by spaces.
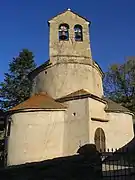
xmin=5 ymin=9 xmax=134 ymax=166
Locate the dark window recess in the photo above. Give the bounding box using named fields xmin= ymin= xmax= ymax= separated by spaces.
xmin=59 ymin=24 xmax=69 ymax=41
xmin=74 ymin=24 xmax=83 ymax=41
xmin=44 ymin=71 xmax=47 ymax=74
xmin=7 ymin=120 xmax=11 ymax=136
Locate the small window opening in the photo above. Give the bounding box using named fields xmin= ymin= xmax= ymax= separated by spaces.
xmin=74 ymin=25 xmax=83 ymax=41
xmin=59 ymin=24 xmax=69 ymax=41
xmin=6 ymin=120 xmax=11 ymax=137
xmin=44 ymin=71 xmax=47 ymax=74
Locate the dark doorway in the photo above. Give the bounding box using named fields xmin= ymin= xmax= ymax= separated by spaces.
xmin=94 ymin=128 xmax=106 ymax=151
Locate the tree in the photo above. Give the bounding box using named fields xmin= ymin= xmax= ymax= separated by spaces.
xmin=0 ymin=49 xmax=36 ymax=110
xmin=104 ymin=57 xmax=135 ymax=112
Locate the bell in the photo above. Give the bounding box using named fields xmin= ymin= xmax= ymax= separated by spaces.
xmin=75 ymin=31 xmax=81 ymax=39
xmin=59 ymin=31 xmax=68 ymax=40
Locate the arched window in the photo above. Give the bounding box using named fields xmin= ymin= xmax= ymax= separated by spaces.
xmin=94 ymin=128 xmax=106 ymax=152
xmin=59 ymin=24 xmax=69 ymax=41
xmin=74 ymin=24 xmax=83 ymax=41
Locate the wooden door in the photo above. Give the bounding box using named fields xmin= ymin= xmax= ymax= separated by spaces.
xmin=94 ymin=128 xmax=106 ymax=152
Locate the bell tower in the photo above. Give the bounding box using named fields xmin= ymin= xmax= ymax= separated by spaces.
xmin=31 ymin=9 xmax=104 ymax=99
xmin=48 ymin=9 xmax=92 ymax=65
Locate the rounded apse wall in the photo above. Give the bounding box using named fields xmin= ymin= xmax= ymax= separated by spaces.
xmin=32 ymin=63 xmax=103 ymax=99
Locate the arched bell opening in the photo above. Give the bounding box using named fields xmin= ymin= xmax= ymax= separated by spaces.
xmin=74 ymin=24 xmax=83 ymax=41
xmin=59 ymin=23 xmax=69 ymax=41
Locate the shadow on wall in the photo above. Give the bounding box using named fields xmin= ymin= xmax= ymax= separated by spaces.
xmin=0 ymin=144 xmax=102 ymax=180
xmin=133 ymin=124 xmax=135 ymax=135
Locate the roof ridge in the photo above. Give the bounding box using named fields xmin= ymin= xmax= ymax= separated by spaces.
xmin=56 ymin=89 xmax=106 ymax=104
xmin=48 ymin=9 xmax=90 ymax=23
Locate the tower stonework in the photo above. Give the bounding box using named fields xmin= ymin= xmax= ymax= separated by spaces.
xmin=31 ymin=9 xmax=104 ymax=98
xmin=49 ymin=9 xmax=92 ymax=65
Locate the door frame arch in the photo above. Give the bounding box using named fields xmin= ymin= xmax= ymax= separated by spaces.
xmin=94 ymin=128 xmax=106 ymax=152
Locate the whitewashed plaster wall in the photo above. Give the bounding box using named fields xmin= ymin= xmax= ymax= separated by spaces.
xmin=89 ymin=110 xmax=134 ymax=150
xmin=63 ymin=98 xmax=89 ymax=156
xmin=7 ymin=110 xmax=65 ymax=166
xmin=32 ymin=63 xmax=103 ymax=99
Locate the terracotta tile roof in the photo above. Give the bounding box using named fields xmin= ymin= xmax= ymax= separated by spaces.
xmin=10 ymin=92 xmax=66 ymax=111
xmin=56 ymin=89 xmax=106 ymax=104
xmin=61 ymin=89 xmax=90 ymax=98
xmin=56 ymin=89 xmax=133 ymax=114
xmin=103 ymin=97 xmax=132 ymax=114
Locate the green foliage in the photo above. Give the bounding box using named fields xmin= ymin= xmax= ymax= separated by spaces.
xmin=0 ymin=49 xmax=36 ymax=110
xmin=104 ymin=58 xmax=135 ymax=112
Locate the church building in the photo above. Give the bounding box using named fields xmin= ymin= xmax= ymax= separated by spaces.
xmin=5 ymin=9 xmax=134 ymax=166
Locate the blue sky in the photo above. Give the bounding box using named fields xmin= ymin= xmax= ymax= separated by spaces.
xmin=0 ymin=0 xmax=135 ymax=82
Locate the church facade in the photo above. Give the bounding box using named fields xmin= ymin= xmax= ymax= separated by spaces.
xmin=5 ymin=9 xmax=134 ymax=166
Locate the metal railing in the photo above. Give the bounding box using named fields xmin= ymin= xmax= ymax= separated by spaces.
xmin=100 ymin=149 xmax=135 ymax=180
